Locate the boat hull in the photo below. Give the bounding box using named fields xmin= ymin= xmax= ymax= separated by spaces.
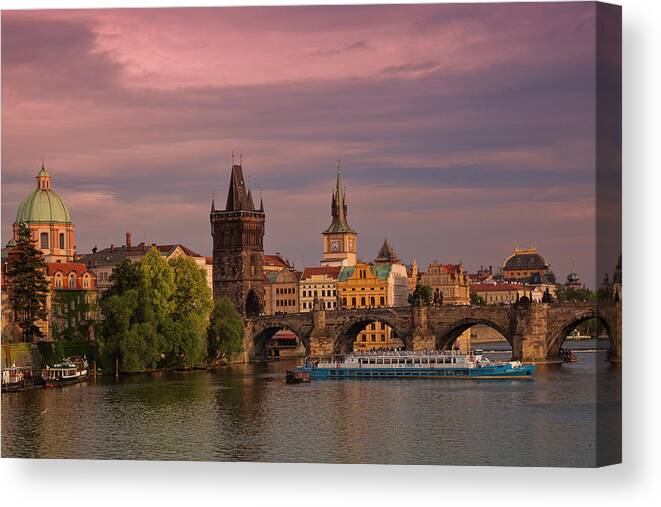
xmin=297 ymin=364 xmax=534 ymax=380
xmin=44 ymin=373 xmax=88 ymax=388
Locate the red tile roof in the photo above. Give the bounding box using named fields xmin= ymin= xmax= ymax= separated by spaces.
xmin=47 ymin=262 xmax=93 ymax=276
xmin=155 ymin=244 xmax=204 ymax=258
xmin=300 ymin=266 xmax=341 ymax=280
xmin=264 ymin=254 xmax=290 ymax=268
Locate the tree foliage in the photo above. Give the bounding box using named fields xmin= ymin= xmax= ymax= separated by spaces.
xmin=555 ymin=285 xmax=596 ymax=303
xmin=98 ymin=249 xmax=213 ymax=372
xmin=208 ymin=297 xmax=245 ymax=362
xmin=5 ymin=223 xmax=49 ymax=342
xmin=408 ymin=283 xmax=433 ymax=307
xmin=470 ymin=292 xmax=486 ymax=305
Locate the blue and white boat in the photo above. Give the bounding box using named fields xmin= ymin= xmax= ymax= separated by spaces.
xmin=296 ymin=349 xmax=535 ymax=380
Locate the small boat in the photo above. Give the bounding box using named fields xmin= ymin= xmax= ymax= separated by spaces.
xmin=285 ymin=369 xmax=311 ymax=384
xmin=42 ymin=356 xmax=89 ymax=388
xmin=1 ymin=365 xmax=36 ymax=392
xmin=295 ymin=349 xmax=535 ymax=380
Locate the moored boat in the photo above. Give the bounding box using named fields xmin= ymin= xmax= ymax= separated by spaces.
xmin=42 ymin=356 xmax=89 ymax=388
xmin=285 ymin=369 xmax=311 ymax=384
xmin=296 ymin=349 xmax=535 ymax=380
xmin=1 ymin=365 xmax=36 ymax=392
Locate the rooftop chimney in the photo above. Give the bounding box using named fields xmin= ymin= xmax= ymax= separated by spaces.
xmin=126 ymin=232 xmax=132 ymax=252
xmin=110 ymin=244 xmax=114 ymax=252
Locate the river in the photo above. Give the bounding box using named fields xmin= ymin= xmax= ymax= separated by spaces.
xmin=1 ymin=340 xmax=621 ymax=467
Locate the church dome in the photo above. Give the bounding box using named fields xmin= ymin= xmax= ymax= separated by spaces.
xmin=503 ymin=248 xmax=548 ymax=270
xmin=15 ymin=166 xmax=72 ymax=224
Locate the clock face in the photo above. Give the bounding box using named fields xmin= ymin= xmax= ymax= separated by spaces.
xmin=331 ymin=239 xmax=341 ymax=252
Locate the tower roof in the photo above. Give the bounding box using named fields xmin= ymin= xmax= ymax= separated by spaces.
xmin=323 ymin=163 xmax=355 ymax=234
xmin=375 ymin=238 xmax=399 ymax=263
xmin=15 ymin=165 xmax=71 ymax=224
xmin=225 ymin=163 xmax=256 ymax=212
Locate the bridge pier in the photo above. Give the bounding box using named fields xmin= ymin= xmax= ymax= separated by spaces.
xmin=515 ymin=303 xmax=558 ymax=364
xmin=410 ymin=305 xmax=435 ymax=350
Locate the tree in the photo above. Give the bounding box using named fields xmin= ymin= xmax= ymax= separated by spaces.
xmin=408 ymin=283 xmax=433 ymax=307
xmin=5 ymin=223 xmax=49 ymax=342
xmin=168 ymin=256 xmax=212 ymax=322
xmin=141 ymin=247 xmax=175 ymax=317
xmin=470 ymin=292 xmax=486 ymax=305
xmin=102 ymin=259 xmax=143 ymax=300
xmin=555 ymin=285 xmax=596 ymax=303
xmin=208 ymin=297 xmax=245 ymax=362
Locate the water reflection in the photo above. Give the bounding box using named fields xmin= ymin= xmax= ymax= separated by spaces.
xmin=2 ymin=340 xmax=620 ymax=466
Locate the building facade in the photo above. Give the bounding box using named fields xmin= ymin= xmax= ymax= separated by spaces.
xmin=419 ymin=261 xmax=470 ymax=305
xmin=373 ymin=238 xmax=409 ymax=307
xmin=337 ymin=261 xmax=404 ymax=350
xmin=47 ymin=263 xmax=98 ymax=341
xmin=264 ymin=269 xmax=302 ymax=315
xmin=299 ymin=266 xmax=341 ymax=312
xmin=210 ymin=162 xmax=266 ymax=316
xmin=320 ymin=167 xmax=357 ymax=267
xmin=470 ymin=283 xmax=545 ymax=304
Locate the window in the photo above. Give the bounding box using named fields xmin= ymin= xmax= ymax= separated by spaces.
xmin=59 ymin=233 xmax=65 ymax=249
xmin=361 ymin=297 xmax=366 ymax=306
xmin=40 ymin=232 xmax=49 ymax=249
xmin=83 ymin=275 xmax=89 ymax=288
xmin=370 ymin=297 xmax=375 ymax=306
xmin=351 ymin=297 xmax=356 ymax=306
xmin=381 ymin=336 xmax=386 ymax=342
xmin=68 ymin=274 xmax=76 ymax=288
xmin=380 ymin=296 xmax=385 ymax=306
xmin=370 ymin=323 xmax=376 ymax=330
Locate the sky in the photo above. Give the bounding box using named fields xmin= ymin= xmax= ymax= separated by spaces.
xmin=1 ymin=3 xmax=617 ymax=287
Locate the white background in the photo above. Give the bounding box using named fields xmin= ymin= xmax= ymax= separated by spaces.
xmin=0 ymin=0 xmax=659 ymax=505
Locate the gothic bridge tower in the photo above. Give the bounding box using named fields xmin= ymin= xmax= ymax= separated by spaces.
xmin=211 ymin=161 xmax=265 ymax=316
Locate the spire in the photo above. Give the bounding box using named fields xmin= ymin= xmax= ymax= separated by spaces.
xmin=246 ymin=188 xmax=255 ymax=211
xmin=211 ymin=191 xmax=215 ymax=212
xmin=259 ymin=190 xmax=264 ymax=212
xmin=225 ymin=162 xmax=251 ymax=211
xmin=323 ymin=161 xmax=355 ymax=234
xmin=375 ymin=238 xmax=398 ymax=264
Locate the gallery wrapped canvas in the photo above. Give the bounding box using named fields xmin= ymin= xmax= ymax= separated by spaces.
xmin=1 ymin=2 xmax=621 ymax=467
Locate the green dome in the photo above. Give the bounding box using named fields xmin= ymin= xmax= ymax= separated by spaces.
xmin=15 ymin=188 xmax=71 ymax=223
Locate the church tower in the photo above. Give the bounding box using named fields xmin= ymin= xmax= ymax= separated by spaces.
xmin=321 ymin=163 xmax=357 ymax=267
xmin=210 ymin=160 xmax=265 ymax=316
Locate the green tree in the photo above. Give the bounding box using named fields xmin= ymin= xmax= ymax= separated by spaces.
xmin=141 ymin=247 xmax=175 ymax=317
xmin=555 ymin=285 xmax=596 ymax=303
xmin=5 ymin=223 xmax=49 ymax=342
xmin=408 ymin=283 xmax=433 ymax=307
xmin=165 ymin=256 xmax=213 ymax=368
xmin=103 ymin=259 xmax=143 ymax=300
xmin=168 ymin=256 xmax=212 ymax=321
xmin=470 ymin=292 xmax=486 ymax=305
xmin=208 ymin=297 xmax=245 ymax=362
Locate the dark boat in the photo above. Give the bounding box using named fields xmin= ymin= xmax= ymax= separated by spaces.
xmin=286 ymin=369 xmax=311 ymax=384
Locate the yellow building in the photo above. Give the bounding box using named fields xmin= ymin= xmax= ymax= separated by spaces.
xmin=419 ymin=261 xmax=470 ymax=305
xmin=338 ymin=261 xmax=403 ymax=350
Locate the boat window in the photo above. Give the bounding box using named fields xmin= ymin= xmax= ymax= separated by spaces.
xmin=377 ymin=359 xmax=383 ymax=364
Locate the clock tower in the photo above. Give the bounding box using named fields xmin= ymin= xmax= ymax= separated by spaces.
xmin=321 ymin=163 xmax=357 ymax=267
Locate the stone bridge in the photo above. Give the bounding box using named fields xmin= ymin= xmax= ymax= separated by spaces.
xmin=244 ymin=301 xmax=621 ymax=364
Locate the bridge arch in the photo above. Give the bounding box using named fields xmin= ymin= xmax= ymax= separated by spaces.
xmin=245 ymin=289 xmax=262 ymax=317
xmin=434 ymin=318 xmax=513 ymax=352
xmin=547 ymin=312 xmax=613 ymax=358
xmin=333 ymin=314 xmax=409 ymax=355
xmin=251 ymin=324 xmax=310 ymax=360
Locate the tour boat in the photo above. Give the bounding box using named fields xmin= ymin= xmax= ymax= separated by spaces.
xmin=296 ymin=349 xmax=535 ymax=380
xmin=42 ymin=357 xmax=89 ymax=388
